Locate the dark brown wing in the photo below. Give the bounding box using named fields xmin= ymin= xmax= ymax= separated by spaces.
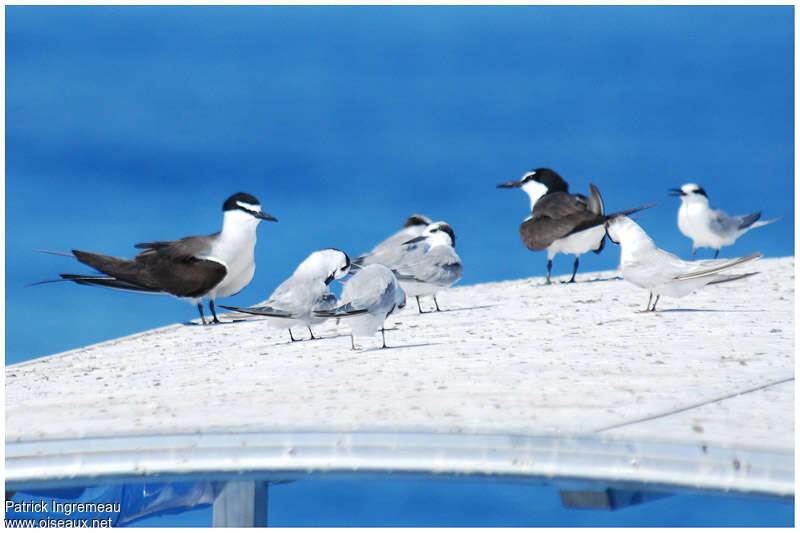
xmin=134 ymin=234 xmax=217 ymax=261
xmin=519 ymin=192 xmax=604 ymax=251
xmin=71 ymin=248 xmax=227 ymax=298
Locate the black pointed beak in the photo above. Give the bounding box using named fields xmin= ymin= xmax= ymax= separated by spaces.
xmin=403 ymin=236 xmax=426 ymax=245
xmin=497 ymin=180 xmax=523 ymax=189
xmin=668 ymin=188 xmax=685 ymax=197
xmin=255 ymin=210 xmax=278 ymax=222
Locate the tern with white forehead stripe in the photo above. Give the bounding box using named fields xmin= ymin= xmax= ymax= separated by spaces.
xmin=35 ymin=192 xmax=277 ymax=325
xmin=220 ymin=248 xmax=351 ymax=341
xmin=670 ymin=183 xmax=779 ymax=260
xmin=498 ymin=168 xmax=654 ymax=283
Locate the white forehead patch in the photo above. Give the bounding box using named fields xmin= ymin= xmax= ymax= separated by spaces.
xmin=236 ymin=201 xmax=260 ymax=211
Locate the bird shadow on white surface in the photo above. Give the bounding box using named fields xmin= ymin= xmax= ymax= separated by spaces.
xmin=359 ymin=342 xmax=442 ymax=352
xmin=417 ymin=304 xmax=496 ymax=314
xmin=578 ymin=275 xmax=623 ymax=283
xmin=182 ymin=318 xmax=252 ymax=327
xmin=657 ymin=308 xmax=756 ymax=313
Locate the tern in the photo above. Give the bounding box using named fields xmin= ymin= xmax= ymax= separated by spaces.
xmin=498 ymin=168 xmax=654 ymax=283
xmin=392 ymin=221 xmax=463 ymax=313
xmin=315 ymin=263 xmax=406 ymax=350
xmin=670 ymin=183 xmax=779 ymax=259
xmin=39 ymin=192 xmax=277 ymax=324
xmin=605 ymin=215 xmax=761 ymax=312
xmin=220 ymin=248 xmax=351 ymax=341
xmin=351 ymin=214 xmax=432 ymax=271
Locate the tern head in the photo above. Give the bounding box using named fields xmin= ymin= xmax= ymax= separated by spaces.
xmin=296 ymin=248 xmax=351 ymax=285
xmin=605 ymin=215 xmax=653 ymax=249
xmin=497 ymin=168 xmax=567 ymax=210
xmin=403 ymin=221 xmax=456 ymax=248
xmin=403 ymin=214 xmax=432 ymax=228
xmin=668 ymin=183 xmax=708 ymax=204
xmin=223 ymin=192 xmax=278 ymax=222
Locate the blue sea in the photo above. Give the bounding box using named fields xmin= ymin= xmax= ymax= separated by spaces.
xmin=5 ymin=5 xmax=794 ymax=527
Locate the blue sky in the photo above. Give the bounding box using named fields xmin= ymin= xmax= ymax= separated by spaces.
xmin=4 ymin=7 xmax=794 ymax=525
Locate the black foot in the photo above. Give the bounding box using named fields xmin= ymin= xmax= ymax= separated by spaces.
xmin=209 ymin=301 xmax=222 ymax=324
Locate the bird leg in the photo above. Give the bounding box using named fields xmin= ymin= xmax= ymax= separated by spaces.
xmin=209 ymin=301 xmax=221 ymax=324
xmin=433 ymin=295 xmax=442 ymax=312
xmin=197 ymin=303 xmax=207 ymax=325
xmin=545 ymin=260 xmax=553 ymax=285
xmin=416 ymin=296 xmax=425 ymax=313
xmin=350 ymin=333 xmax=355 ymax=351
xmin=289 ymin=329 xmax=298 ymax=342
xmin=638 ymin=293 xmax=654 ymax=313
xmin=650 ymin=295 xmax=660 ymax=312
xmin=308 ymin=327 xmax=316 ymax=339
xmin=381 ymin=326 xmax=387 ymax=349
xmin=714 ymin=249 xmax=720 ymax=259
xmin=562 ymin=257 xmax=579 ymax=283
xmin=691 ymin=247 xmax=697 ymax=261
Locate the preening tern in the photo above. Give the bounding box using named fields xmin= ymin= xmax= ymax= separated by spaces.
xmin=220 ymin=248 xmax=351 ymax=341
xmin=315 ymin=264 xmax=406 ymax=349
xmin=606 ymin=215 xmax=761 ymax=312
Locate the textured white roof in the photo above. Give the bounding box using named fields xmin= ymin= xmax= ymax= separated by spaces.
xmin=5 ymin=257 xmax=794 ymax=496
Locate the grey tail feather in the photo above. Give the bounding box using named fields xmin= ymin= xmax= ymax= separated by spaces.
xmin=218 ymin=305 xmax=293 ymax=318
xmin=392 ymin=271 xmax=425 ymax=282
xmin=314 ymin=303 xmax=369 ymax=318
xmin=34 ymin=249 xmax=76 ymax=257
xmin=750 ymin=216 xmax=781 ymax=229
xmin=706 ymin=271 xmax=759 ymax=286
xmin=738 ymin=212 xmax=761 ymax=229
xmin=675 ymin=253 xmax=762 ymax=281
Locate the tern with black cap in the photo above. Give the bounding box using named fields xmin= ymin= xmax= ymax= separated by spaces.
xmin=37 ymin=192 xmax=277 ymax=325
xmin=670 ymin=183 xmax=779 ymax=260
xmin=392 ymin=221 xmax=463 ymax=313
xmin=498 ymin=168 xmax=651 ymax=284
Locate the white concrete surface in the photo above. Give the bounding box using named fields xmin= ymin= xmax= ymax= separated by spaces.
xmin=5 ymin=257 xmax=794 ymax=496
